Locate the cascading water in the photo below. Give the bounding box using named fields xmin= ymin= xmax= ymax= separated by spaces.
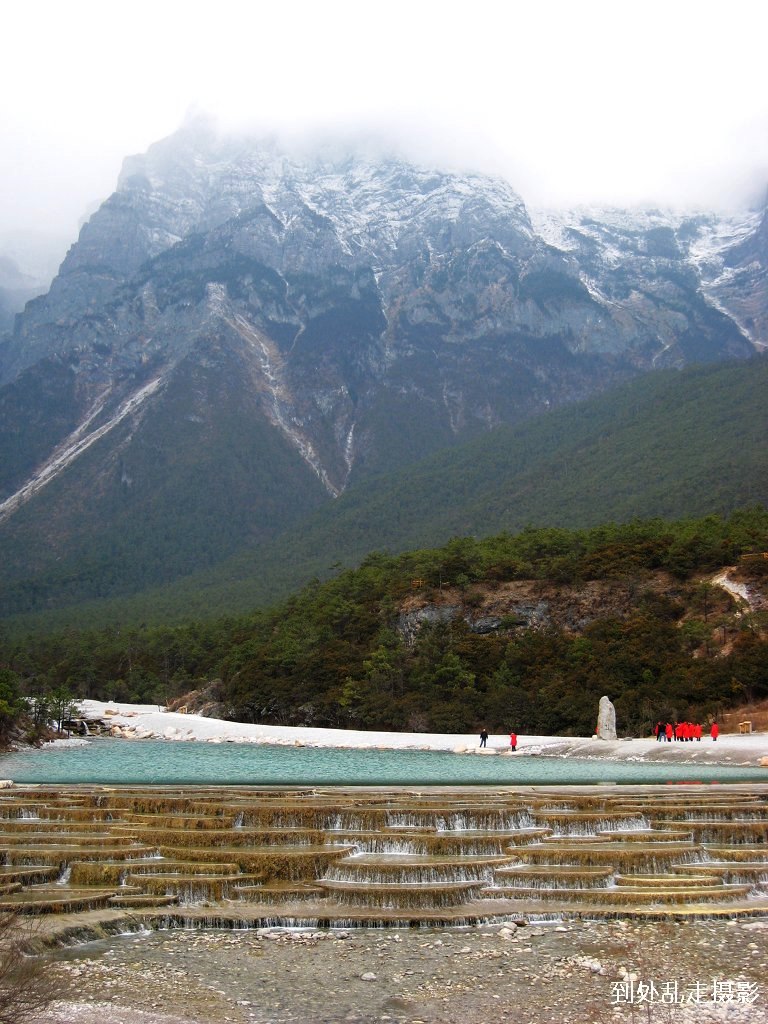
xmin=1 ymin=783 xmax=766 ymax=930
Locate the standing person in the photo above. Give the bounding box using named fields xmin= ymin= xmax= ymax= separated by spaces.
xmin=665 ymin=722 xmax=673 ymax=742
xmin=479 ymin=728 xmax=489 ymax=748
xmin=655 ymin=721 xmax=664 ymax=742
xmin=509 ymin=731 xmax=517 ymax=752
xmin=710 ymin=721 xmax=719 ymax=741
xmin=694 ymin=722 xmax=702 ymax=741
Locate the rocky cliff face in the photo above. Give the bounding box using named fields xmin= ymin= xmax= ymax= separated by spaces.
xmin=714 ymin=206 xmax=768 ymax=348
xmin=0 ymin=123 xmax=765 ymax=613
xmin=396 ymin=564 xmax=768 ymax=652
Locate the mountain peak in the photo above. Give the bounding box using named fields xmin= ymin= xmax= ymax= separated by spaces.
xmin=0 ymin=130 xmax=766 ymax=623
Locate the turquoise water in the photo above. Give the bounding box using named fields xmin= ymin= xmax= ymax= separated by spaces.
xmin=0 ymin=738 xmax=765 ymax=785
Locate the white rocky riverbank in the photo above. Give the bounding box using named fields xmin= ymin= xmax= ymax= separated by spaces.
xmin=73 ymin=700 xmax=768 ymax=768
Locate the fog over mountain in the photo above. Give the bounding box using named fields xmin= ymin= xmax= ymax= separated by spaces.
xmin=2 ymin=0 xmax=768 ymax=243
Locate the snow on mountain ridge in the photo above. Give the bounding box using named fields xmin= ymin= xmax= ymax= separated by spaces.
xmin=118 ymin=128 xmax=533 ymax=272
xmin=531 ymin=205 xmax=761 ymax=259
xmin=528 ymin=204 xmax=766 ymax=353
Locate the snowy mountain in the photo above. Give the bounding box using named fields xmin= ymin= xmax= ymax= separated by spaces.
xmin=0 ymin=121 xmax=765 ymax=618
xmin=531 ymin=204 xmax=766 ymax=359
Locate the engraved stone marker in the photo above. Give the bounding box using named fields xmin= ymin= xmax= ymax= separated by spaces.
xmin=596 ymin=695 xmax=617 ymax=740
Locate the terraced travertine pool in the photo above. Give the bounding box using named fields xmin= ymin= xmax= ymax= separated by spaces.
xmin=1 ymin=783 xmax=767 ymax=942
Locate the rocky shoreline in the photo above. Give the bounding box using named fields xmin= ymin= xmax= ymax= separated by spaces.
xmin=40 ymin=918 xmax=768 ymax=1024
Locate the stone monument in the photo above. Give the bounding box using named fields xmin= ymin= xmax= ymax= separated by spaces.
xmin=596 ymin=695 xmax=617 ymax=740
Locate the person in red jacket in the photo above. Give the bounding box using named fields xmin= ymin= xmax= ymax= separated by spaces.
xmin=509 ymin=732 xmax=517 ymax=752
xmin=665 ymin=722 xmax=673 ymax=742
xmin=710 ymin=721 xmax=719 ymax=741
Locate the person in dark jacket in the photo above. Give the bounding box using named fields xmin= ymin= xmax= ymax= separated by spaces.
xmin=479 ymin=728 xmax=489 ymax=748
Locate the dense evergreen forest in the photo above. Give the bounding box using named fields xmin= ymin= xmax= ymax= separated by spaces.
xmin=2 ymin=509 xmax=767 ymax=740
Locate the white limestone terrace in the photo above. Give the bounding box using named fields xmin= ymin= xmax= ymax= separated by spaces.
xmin=75 ymin=701 xmax=768 ymax=767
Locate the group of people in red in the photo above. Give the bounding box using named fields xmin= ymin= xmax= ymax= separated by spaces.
xmin=654 ymin=720 xmax=719 ymax=741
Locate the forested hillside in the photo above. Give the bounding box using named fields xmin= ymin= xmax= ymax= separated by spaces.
xmin=3 ymin=510 xmax=767 ymax=738
xmin=3 ymin=355 xmax=767 ymax=636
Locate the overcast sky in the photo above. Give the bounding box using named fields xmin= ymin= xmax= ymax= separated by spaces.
xmin=2 ymin=0 xmax=767 ymax=245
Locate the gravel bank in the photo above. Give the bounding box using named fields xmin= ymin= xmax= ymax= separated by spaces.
xmin=40 ymin=918 xmax=768 ymax=1024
